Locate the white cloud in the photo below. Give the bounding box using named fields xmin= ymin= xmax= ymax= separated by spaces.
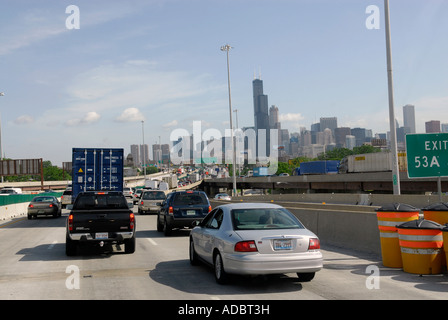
xmin=279 ymin=113 xmax=304 ymax=122
xmin=115 ymin=108 xmax=145 ymax=122
xmin=163 ymin=120 xmax=178 ymax=128
xmin=62 ymin=61 xmax=222 ymax=127
xmin=65 ymin=111 xmax=101 ymax=126
xmin=14 ymin=115 xmax=35 ymax=125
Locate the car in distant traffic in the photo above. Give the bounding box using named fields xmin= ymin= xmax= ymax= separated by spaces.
xmin=123 ymin=187 xmax=133 ymax=201
xmin=133 ymin=188 xmax=143 ymax=204
xmin=0 ymin=187 xmax=22 ymax=195
xmin=189 ymin=202 xmax=323 ymax=284
xmin=157 ymin=190 xmax=211 ymax=236
xmin=27 ymin=195 xmax=62 ymax=219
xmin=138 ymin=190 xmax=166 ymax=214
xmin=214 ymin=193 xmax=231 ymax=201
xmin=61 ymin=189 xmax=72 ymax=208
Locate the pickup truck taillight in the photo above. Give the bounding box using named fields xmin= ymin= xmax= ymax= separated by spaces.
xmin=168 ymin=206 xmax=174 ymax=215
xmin=130 ymin=213 xmax=135 ymax=230
xmin=68 ymin=214 xmax=74 ymax=231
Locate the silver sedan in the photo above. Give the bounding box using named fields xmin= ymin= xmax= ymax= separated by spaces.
xmin=189 ymin=202 xmax=323 ymax=284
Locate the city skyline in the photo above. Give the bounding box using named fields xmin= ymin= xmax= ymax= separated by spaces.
xmin=1 ymin=1 xmax=448 ymax=166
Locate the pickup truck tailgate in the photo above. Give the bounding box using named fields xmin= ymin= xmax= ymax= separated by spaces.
xmin=71 ymin=210 xmax=134 ymax=233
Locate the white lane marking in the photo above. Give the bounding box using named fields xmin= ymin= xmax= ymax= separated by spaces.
xmin=48 ymin=240 xmax=58 ymax=249
xmin=147 ymin=238 xmax=158 ymax=246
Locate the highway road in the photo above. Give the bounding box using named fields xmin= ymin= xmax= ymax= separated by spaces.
xmin=0 ymin=207 xmax=446 ymax=304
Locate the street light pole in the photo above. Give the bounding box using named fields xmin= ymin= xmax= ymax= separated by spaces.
xmin=220 ymin=44 xmax=237 ymax=197
xmin=384 ymin=0 xmax=401 ymax=195
xmin=233 ymin=108 xmax=240 ymax=174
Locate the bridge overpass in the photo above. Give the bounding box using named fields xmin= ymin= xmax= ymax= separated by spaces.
xmin=202 ymin=172 xmax=448 ymax=195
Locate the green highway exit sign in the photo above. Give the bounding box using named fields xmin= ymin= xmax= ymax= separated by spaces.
xmin=406 ymin=133 xmax=448 ymax=178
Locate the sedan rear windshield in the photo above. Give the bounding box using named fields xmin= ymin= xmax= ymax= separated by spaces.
xmin=74 ymin=194 xmax=129 ymax=210
xmin=231 ymin=208 xmax=304 ymax=230
xmin=142 ymin=191 xmax=166 ymax=200
xmin=173 ymin=193 xmax=208 ymax=205
xmin=32 ymin=196 xmax=55 ymax=203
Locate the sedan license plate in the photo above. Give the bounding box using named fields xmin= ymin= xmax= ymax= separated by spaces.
xmin=186 ymin=210 xmax=196 ymax=216
xmin=273 ymin=239 xmax=292 ymax=251
xmin=95 ymin=232 xmax=108 ymax=240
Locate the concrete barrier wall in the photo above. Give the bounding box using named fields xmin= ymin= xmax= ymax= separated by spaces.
xmin=237 ymin=193 xmax=448 ymax=208
xmin=0 ymin=202 xmax=30 ymax=221
xmin=283 ymin=205 xmax=380 ymax=255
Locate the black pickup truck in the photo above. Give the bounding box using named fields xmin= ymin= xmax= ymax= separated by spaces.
xmin=65 ymin=191 xmax=136 ymax=256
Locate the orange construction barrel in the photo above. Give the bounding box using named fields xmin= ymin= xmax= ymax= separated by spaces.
xmin=376 ymin=203 xmax=420 ymax=268
xmin=442 ymin=226 xmax=448 ymax=268
xmin=397 ymin=219 xmax=444 ymax=275
xmin=422 ymin=202 xmax=448 ymax=225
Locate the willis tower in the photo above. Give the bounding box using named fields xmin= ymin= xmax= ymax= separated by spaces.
xmin=253 ymin=77 xmax=270 ymax=157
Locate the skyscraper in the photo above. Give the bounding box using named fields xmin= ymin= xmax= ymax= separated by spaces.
xmin=403 ymin=104 xmax=416 ymax=133
xmin=425 ymin=120 xmax=440 ymax=133
xmin=269 ymin=105 xmax=280 ymax=129
xmin=320 ymin=117 xmax=337 ymax=133
xmin=253 ymin=78 xmax=270 ymax=157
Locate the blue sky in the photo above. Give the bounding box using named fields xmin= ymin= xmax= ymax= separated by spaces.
xmin=0 ymin=0 xmax=447 ymax=166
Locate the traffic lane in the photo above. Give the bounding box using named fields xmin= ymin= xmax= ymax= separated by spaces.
xmin=0 ymin=211 xmax=322 ymax=300
xmin=136 ymin=216 xmax=326 ymax=300
xmin=1 ymin=211 xmax=447 ymax=300
xmin=136 ymin=215 xmax=448 ymax=300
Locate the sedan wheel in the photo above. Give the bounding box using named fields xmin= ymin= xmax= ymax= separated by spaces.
xmin=297 ymin=272 xmax=315 ymax=282
xmin=189 ymin=238 xmax=199 ymax=266
xmin=214 ymin=252 xmax=229 ymax=284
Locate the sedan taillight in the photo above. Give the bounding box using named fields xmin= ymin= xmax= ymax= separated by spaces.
xmin=308 ymin=238 xmax=320 ymax=250
xmin=234 ymin=240 xmax=258 ymax=252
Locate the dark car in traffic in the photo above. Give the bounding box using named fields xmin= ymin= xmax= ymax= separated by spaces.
xmin=27 ymin=195 xmax=62 ymax=219
xmin=157 ymin=190 xmax=211 ymax=236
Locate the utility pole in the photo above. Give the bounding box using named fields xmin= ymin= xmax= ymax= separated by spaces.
xmin=384 ymin=0 xmax=401 ymax=195
xmin=220 ymin=44 xmax=237 ymax=197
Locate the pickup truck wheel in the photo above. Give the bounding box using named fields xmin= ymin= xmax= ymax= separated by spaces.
xmin=125 ymin=236 xmax=136 ymax=254
xmin=65 ymin=235 xmax=78 ymax=256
